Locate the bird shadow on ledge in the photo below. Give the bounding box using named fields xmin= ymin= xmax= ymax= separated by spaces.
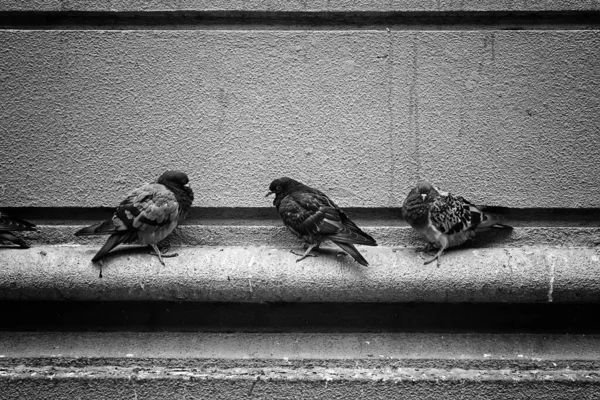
xmin=468 ymin=228 xmax=516 ymax=248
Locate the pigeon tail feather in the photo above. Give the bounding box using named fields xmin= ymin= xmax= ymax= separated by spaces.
xmin=74 ymin=219 xmax=116 ymax=236
xmin=474 ymin=212 xmax=512 ymax=232
xmin=91 ymin=232 xmax=136 ymax=262
xmin=333 ymin=241 xmax=369 ymax=267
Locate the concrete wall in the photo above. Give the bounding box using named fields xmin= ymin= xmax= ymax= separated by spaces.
xmin=1 ymin=4 xmax=599 ymax=208
xmin=2 ymin=1 xmax=600 ymax=12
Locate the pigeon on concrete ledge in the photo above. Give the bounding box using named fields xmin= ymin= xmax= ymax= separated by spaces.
xmin=267 ymin=177 xmax=377 ymax=267
xmin=75 ymin=170 xmax=194 ymax=265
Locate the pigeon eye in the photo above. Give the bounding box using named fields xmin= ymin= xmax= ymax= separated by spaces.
xmin=276 ymin=185 xmax=282 ymax=191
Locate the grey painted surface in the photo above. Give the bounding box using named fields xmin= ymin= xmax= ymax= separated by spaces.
xmin=0 ymin=246 xmax=598 ymax=302
xmin=0 ymin=30 xmax=599 ymax=208
xmin=2 ymin=0 xmax=600 ymax=12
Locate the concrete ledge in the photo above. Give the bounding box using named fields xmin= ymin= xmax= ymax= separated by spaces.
xmin=3 ymin=372 xmax=599 ymax=400
xmin=2 ymin=332 xmax=600 ymax=399
xmin=2 ymin=0 xmax=600 ymax=13
xmin=0 ymin=245 xmax=598 ymax=302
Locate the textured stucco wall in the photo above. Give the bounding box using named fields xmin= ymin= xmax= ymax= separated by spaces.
xmin=0 ymin=30 xmax=599 ymax=208
xmin=2 ymin=0 xmax=600 ymax=12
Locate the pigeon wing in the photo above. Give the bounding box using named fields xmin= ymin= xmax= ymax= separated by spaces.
xmin=280 ymin=191 xmax=375 ymax=245
xmin=76 ymin=183 xmax=181 ymax=236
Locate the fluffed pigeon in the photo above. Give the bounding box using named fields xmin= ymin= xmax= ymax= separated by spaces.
xmin=75 ymin=170 xmax=194 ymax=265
xmin=267 ymin=177 xmax=377 ymax=266
xmin=0 ymin=212 xmax=36 ymax=248
xmin=402 ymin=181 xmax=512 ymax=266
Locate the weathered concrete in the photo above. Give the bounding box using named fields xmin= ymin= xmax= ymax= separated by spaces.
xmin=0 ymin=30 xmax=599 ymax=208
xmin=2 ymin=332 xmax=600 ymax=399
xmin=3 ymin=376 xmax=599 ymax=400
xmin=0 ymin=245 xmax=598 ymax=302
xmin=2 ymin=0 xmax=600 ymax=12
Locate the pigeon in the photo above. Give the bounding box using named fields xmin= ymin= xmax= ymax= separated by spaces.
xmin=75 ymin=170 xmax=194 ymax=265
xmin=266 ymin=177 xmax=377 ymax=266
xmin=0 ymin=212 xmax=37 ymax=248
xmin=402 ymin=181 xmax=512 ymax=266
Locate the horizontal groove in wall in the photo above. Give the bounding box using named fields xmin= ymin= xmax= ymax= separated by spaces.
xmin=4 ymin=302 xmax=600 ymax=333
xmin=2 ymin=207 xmax=600 ymax=227
xmin=12 ymin=225 xmax=600 ymax=247
xmin=1 ymin=11 xmax=600 ymax=30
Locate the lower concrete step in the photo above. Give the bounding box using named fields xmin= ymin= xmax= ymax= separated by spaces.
xmin=2 ymin=332 xmax=600 ymax=399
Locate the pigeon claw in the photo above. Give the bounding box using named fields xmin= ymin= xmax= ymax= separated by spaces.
xmin=290 ymin=250 xmax=317 ymax=261
xmin=149 ymin=244 xmax=179 ymax=266
xmin=422 ymin=248 xmax=444 ymax=267
xmin=291 ymin=244 xmax=318 ymax=263
xmin=415 ymin=243 xmax=436 ymax=254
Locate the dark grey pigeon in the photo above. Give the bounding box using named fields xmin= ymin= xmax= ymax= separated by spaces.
xmin=267 ymin=177 xmax=377 ymax=266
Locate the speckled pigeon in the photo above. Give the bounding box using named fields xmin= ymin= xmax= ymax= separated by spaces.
xmin=267 ymin=177 xmax=377 ymax=266
xmin=402 ymin=181 xmax=512 ymax=266
xmin=75 ymin=170 xmax=194 ymax=265
xmin=0 ymin=212 xmax=36 ymax=248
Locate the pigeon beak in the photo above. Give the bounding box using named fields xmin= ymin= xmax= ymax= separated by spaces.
xmin=420 ymin=194 xmax=427 ymax=201
xmin=265 ymin=191 xmax=275 ymax=197
xmin=184 ymin=183 xmax=191 ymax=189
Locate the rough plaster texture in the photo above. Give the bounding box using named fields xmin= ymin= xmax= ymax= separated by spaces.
xmin=2 ymin=0 xmax=600 ymax=12
xmin=0 ymin=246 xmax=598 ymax=302
xmin=1 ymin=30 xmax=599 ymax=208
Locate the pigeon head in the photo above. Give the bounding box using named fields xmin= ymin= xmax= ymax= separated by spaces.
xmin=402 ymin=181 xmax=438 ymax=224
xmin=266 ymin=177 xmax=303 ymax=206
xmin=415 ymin=181 xmax=439 ymax=203
xmin=157 ymin=170 xmax=194 ymax=212
xmin=158 ymin=170 xmax=190 ymax=187
xmin=266 ymin=177 xmax=302 ymax=196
